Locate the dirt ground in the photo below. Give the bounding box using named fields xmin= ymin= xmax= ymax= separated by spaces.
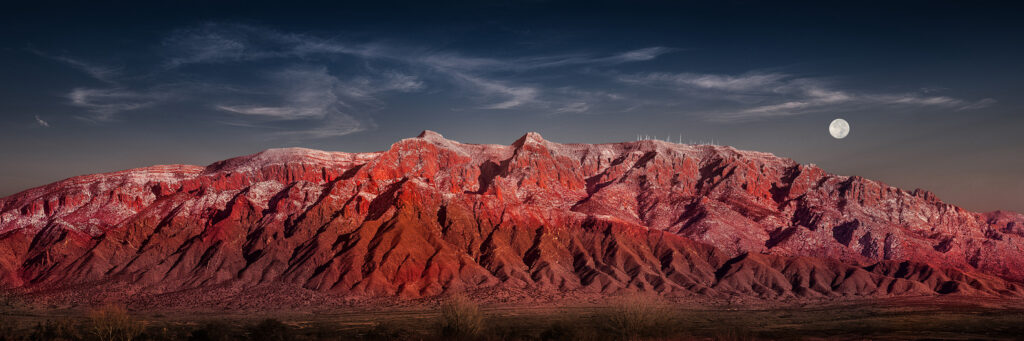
xmin=2 ymin=296 xmax=1024 ymax=340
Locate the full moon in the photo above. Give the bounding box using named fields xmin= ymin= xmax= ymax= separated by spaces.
xmin=829 ymin=118 xmax=850 ymax=139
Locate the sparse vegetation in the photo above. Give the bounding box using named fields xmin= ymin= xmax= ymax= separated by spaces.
xmin=187 ymin=322 xmax=237 ymax=341
xmin=540 ymin=319 xmax=599 ymax=341
xmin=362 ymin=322 xmax=412 ymax=340
xmin=2 ymin=297 xmax=1024 ymax=340
xmin=594 ymin=294 xmax=678 ymax=339
xmin=437 ymin=294 xmax=484 ymax=339
xmin=246 ymin=319 xmax=290 ymax=341
xmin=85 ymin=304 xmax=145 ymax=341
xmin=34 ymin=319 xmax=84 ymax=340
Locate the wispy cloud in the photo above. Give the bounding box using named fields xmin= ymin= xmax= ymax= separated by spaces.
xmin=31 ymin=50 xmax=121 ymax=83
xmin=210 ymin=65 xmax=429 ymax=136
xmin=215 ymin=67 xmax=344 ymax=120
xmin=38 ymin=23 xmax=673 ymax=134
xmin=422 ymin=46 xmax=676 ymax=72
xmin=446 ymin=71 xmax=539 ymax=109
xmin=159 ymin=23 xmax=667 ymax=111
xmin=40 ymin=22 xmax=992 ymax=136
xmin=602 ymin=47 xmax=675 ymax=63
xmin=161 ymin=24 xmax=279 ymax=67
xmin=163 ymin=24 xmax=674 ymax=70
xmin=620 ymin=72 xmax=788 ymax=91
xmin=34 ymin=115 xmax=49 ymax=127
xmin=67 ymin=88 xmax=168 ymax=120
xmin=277 ymin=114 xmax=372 ymax=139
xmin=212 ymin=66 xmax=388 ymax=136
xmin=957 ymin=98 xmax=997 ymax=110
xmin=618 ymin=71 xmax=994 ymax=121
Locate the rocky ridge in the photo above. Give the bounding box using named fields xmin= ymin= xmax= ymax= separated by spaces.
xmin=1 ymin=131 xmax=1023 ymax=304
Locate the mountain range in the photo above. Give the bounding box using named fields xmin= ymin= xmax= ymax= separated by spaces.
xmin=2 ymin=131 xmax=1023 ymax=307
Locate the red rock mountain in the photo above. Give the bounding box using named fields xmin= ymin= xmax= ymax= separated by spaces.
xmin=2 ymin=131 xmax=1023 ymax=303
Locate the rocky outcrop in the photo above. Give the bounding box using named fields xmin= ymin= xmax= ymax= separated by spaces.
xmin=1 ymin=131 xmax=1022 ymax=302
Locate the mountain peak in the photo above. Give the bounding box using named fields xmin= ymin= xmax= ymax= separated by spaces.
xmin=417 ymin=130 xmax=444 ymax=140
xmin=512 ymin=131 xmax=546 ymax=147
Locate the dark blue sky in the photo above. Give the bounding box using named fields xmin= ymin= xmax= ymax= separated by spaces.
xmin=2 ymin=1 xmax=1023 ymax=212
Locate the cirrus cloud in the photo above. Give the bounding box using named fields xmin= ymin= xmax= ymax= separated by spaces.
xmin=617 ymin=71 xmax=995 ymax=121
xmin=39 ymin=22 xmax=994 ymax=137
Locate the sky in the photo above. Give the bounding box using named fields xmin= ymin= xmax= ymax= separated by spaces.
xmin=1 ymin=1 xmax=1023 ymax=212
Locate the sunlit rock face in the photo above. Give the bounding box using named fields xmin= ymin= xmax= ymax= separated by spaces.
xmin=1 ymin=131 xmax=1023 ymax=302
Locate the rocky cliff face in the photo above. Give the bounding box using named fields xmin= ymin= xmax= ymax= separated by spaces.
xmin=1 ymin=131 xmax=1023 ymax=302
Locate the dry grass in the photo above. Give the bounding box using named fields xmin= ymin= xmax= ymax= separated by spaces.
xmin=3 ymin=297 xmax=1024 ymax=340
xmin=187 ymin=322 xmax=237 ymax=341
xmin=85 ymin=304 xmax=145 ymax=341
xmin=247 ymin=318 xmax=291 ymax=341
xmin=594 ymin=293 xmax=678 ymax=340
xmin=438 ymin=294 xmax=485 ymax=339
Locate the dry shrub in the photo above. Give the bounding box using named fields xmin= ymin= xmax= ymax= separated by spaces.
xmin=595 ymin=293 xmax=678 ymax=339
xmin=246 ymin=319 xmax=291 ymax=341
xmin=363 ymin=321 xmax=413 ymax=340
xmin=188 ymin=321 xmax=237 ymax=341
xmin=27 ymin=319 xmax=84 ymax=340
xmin=438 ymin=294 xmax=484 ymax=339
xmin=540 ymin=319 xmax=600 ymax=341
xmin=85 ymin=304 xmax=145 ymax=341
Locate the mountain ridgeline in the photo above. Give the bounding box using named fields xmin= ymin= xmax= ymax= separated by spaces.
xmin=2 ymin=131 xmax=1023 ymax=306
